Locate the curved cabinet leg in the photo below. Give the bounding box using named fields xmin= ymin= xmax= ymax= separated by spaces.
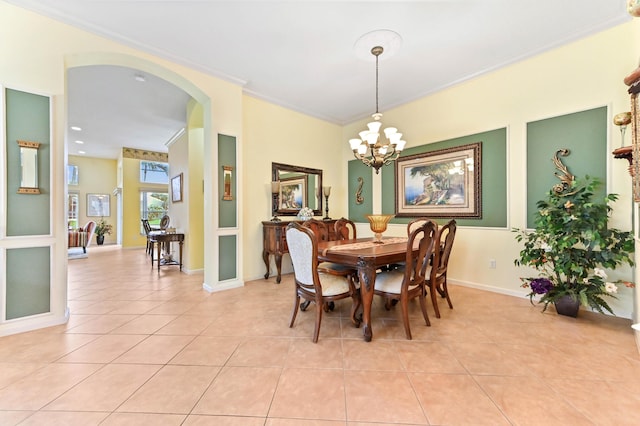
xmin=274 ymin=254 xmax=283 ymax=283
xmin=263 ymin=250 xmax=270 ymax=279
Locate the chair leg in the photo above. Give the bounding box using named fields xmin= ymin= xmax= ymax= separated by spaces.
xmin=399 ymin=294 xmax=412 ymax=340
xmin=312 ymin=297 xmax=323 ymax=343
xmin=439 ymin=280 xmax=453 ymax=309
xmin=419 ymin=291 xmax=431 ymax=327
xmin=430 ymin=281 xmax=441 ymax=319
xmin=289 ymin=293 xmax=301 ymax=328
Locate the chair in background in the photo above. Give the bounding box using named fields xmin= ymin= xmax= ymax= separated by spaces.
xmin=407 ymin=218 xmax=429 ymax=236
xmin=141 ymin=219 xmax=158 ymax=256
xmin=334 ymin=217 xmax=357 ymax=240
xmin=427 ymin=219 xmax=457 ymax=318
xmin=384 ymin=218 xmax=430 ymax=273
xmin=286 ymin=222 xmax=361 ymax=343
xmin=373 ymin=220 xmax=438 ymax=340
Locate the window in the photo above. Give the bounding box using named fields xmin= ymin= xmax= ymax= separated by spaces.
xmin=140 ymin=190 xmax=168 ymax=232
xmin=67 ymin=165 xmax=79 ymax=185
xmin=68 ymin=192 xmax=79 ymax=229
xmin=140 ymin=161 xmax=169 ymax=184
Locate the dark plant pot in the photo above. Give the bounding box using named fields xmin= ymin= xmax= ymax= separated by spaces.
xmin=554 ymin=295 xmax=580 ymax=317
xmin=96 ymin=235 xmax=105 ymax=245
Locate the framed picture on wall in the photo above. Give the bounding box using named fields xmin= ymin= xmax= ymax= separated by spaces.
xmin=395 ymin=142 xmax=482 ymax=218
xmin=278 ymin=177 xmax=306 ymax=212
xmin=171 ymin=173 xmax=183 ymax=203
xmin=87 ymin=193 xmax=110 ymax=217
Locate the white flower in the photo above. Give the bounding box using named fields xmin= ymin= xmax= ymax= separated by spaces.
xmin=539 ymin=242 xmax=552 ymax=252
xmin=583 ymin=278 xmax=589 ymax=284
xmin=605 ymin=282 xmax=618 ymax=293
xmin=594 ymin=268 xmax=607 ymax=279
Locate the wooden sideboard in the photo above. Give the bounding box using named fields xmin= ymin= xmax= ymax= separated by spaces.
xmin=262 ymin=219 xmax=337 ymax=283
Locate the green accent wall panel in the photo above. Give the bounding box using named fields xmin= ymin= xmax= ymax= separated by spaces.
xmin=5 ymin=89 xmax=51 ymax=236
xmin=218 ymin=235 xmax=237 ymax=281
xmin=348 ymin=159 xmax=374 ymax=222
xmin=526 ymin=107 xmax=607 ymax=228
xmin=6 ymin=247 xmax=51 ymax=320
xmin=218 ymin=134 xmax=237 ymax=228
xmin=381 ymin=128 xmax=508 ymax=227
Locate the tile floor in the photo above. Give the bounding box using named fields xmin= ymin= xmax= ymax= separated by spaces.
xmin=1 ymin=245 xmax=640 ymax=425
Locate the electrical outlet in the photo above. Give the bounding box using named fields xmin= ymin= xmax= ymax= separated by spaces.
xmin=489 ymin=259 xmax=496 ymax=269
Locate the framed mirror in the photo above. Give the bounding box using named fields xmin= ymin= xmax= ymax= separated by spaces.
xmin=272 ymin=162 xmax=323 ymax=216
xmin=17 ymin=140 xmax=40 ymax=194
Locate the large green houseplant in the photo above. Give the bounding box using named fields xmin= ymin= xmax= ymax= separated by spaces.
xmin=513 ymin=150 xmax=634 ymax=315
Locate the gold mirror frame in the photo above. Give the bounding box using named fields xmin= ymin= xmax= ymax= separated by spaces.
xmin=17 ymin=140 xmax=40 ymax=194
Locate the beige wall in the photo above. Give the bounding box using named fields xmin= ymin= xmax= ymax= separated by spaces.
xmin=68 ymin=155 xmax=117 ymax=245
xmin=242 ymin=96 xmax=343 ymax=280
xmin=341 ymin=20 xmax=640 ymax=318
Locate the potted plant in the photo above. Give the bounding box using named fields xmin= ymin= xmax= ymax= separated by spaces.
xmin=94 ymin=217 xmax=113 ymax=245
xmin=513 ymin=150 xmax=634 ymax=316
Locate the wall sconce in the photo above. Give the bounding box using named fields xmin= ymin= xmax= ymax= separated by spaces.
xmin=270 ymin=181 xmax=281 ymax=222
xmin=323 ymin=186 xmax=331 ymax=220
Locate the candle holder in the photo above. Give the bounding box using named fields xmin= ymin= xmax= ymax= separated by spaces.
xmin=270 ymin=181 xmax=281 ymax=222
xmin=323 ymin=186 xmax=332 ymax=220
xmin=365 ymin=214 xmax=394 ymax=243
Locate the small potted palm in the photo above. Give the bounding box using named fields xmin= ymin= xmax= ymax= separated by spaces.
xmin=94 ymin=217 xmax=113 ymax=245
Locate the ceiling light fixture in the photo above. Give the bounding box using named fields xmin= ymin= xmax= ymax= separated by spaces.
xmin=70 ymin=126 xmax=82 ymax=131
xmin=74 ymin=140 xmax=84 ymax=144
xmin=348 ymin=42 xmax=406 ymax=174
xmin=134 ymin=73 xmax=146 ymax=82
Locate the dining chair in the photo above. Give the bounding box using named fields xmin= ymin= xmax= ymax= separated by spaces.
xmin=384 ymin=218 xmax=431 ymax=273
xmin=141 ymin=219 xmax=158 ymax=257
xmin=427 ymin=219 xmax=457 ymax=318
xmin=334 ymin=217 xmax=357 ymax=240
xmin=373 ymin=219 xmax=438 ymax=340
xmin=286 ymin=222 xmax=361 ymax=343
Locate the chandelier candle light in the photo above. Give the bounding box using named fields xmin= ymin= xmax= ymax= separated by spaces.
xmin=349 ymin=45 xmax=406 ymax=174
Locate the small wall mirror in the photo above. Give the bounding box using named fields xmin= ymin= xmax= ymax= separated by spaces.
xmin=17 ymin=140 xmax=40 ymax=194
xmin=272 ymin=162 xmax=323 ymax=216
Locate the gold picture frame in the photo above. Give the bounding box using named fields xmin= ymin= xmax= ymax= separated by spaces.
xmin=171 ymin=173 xmax=183 ymax=203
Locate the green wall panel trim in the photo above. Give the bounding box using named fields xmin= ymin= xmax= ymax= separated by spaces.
xmin=5 ymin=88 xmax=51 ymax=236
xmin=218 ymin=134 xmax=237 ymax=228
xmin=381 ymin=128 xmax=508 ymax=228
xmin=348 ymin=160 xmax=373 ymax=222
xmin=526 ymin=106 xmax=607 ymax=228
xmin=218 ymin=235 xmax=237 ymax=281
xmin=6 ymin=247 xmax=51 ymax=320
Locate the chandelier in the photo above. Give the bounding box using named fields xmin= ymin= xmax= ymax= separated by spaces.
xmin=349 ymin=45 xmax=406 ymax=174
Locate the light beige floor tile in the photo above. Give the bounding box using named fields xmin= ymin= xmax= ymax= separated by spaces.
xmin=114 ymin=335 xmax=195 ymax=364
xmin=0 ymin=363 xmax=103 ymax=410
xmin=269 ymin=367 xmax=346 ymax=420
xmin=192 ymin=366 xmax=281 ymax=416
xmin=395 ymin=341 xmax=466 ymax=373
xmin=476 ymin=375 xmax=593 ymax=425
xmin=266 ymin=418 xmax=346 ymax=426
xmin=57 ymin=334 xmax=147 ymax=363
xmin=118 ymin=365 xmax=219 ymax=413
xmin=65 ymin=314 xmax=138 ymax=334
xmin=17 ymin=410 xmax=109 ymax=425
xmin=447 ymin=341 xmax=530 ymax=376
xmin=343 ymin=370 xmax=427 ymax=424
xmin=226 ymin=337 xmax=291 ymax=367
xmin=0 ymin=362 xmax=46 ymax=389
xmin=101 ymin=412 xmax=187 ymax=425
xmin=0 ymin=410 xmax=34 ymax=426
xmin=184 ymin=415 xmax=267 ymax=425
xmin=286 ymin=337 xmax=344 ymax=369
xmin=44 ymin=363 xmax=161 ymax=411
xmin=110 ymin=314 xmax=177 ymax=334
xmin=546 ymin=378 xmax=640 ymax=425
xmin=155 ymin=315 xmax=215 ymax=335
xmin=342 ymin=339 xmax=404 ymax=371
xmin=169 ymin=335 xmax=242 ymax=366
xmin=409 ymin=372 xmax=510 ymax=425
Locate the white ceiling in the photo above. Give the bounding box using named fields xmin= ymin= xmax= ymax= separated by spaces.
xmin=6 ymin=0 xmax=631 ymax=159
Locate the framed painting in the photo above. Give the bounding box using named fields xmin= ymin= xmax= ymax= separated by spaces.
xmin=278 ymin=177 xmax=306 ymax=212
xmin=171 ymin=173 xmax=183 ymax=203
xmin=395 ymin=142 xmax=482 ymax=218
xmin=87 ymin=193 xmax=110 ymax=217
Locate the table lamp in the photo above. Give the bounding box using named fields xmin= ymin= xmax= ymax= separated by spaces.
xmin=323 ymin=186 xmax=331 ymax=220
xmin=271 ymin=181 xmax=281 ymax=221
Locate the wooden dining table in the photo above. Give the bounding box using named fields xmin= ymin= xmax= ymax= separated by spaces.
xmin=317 ymin=236 xmax=411 ymax=342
